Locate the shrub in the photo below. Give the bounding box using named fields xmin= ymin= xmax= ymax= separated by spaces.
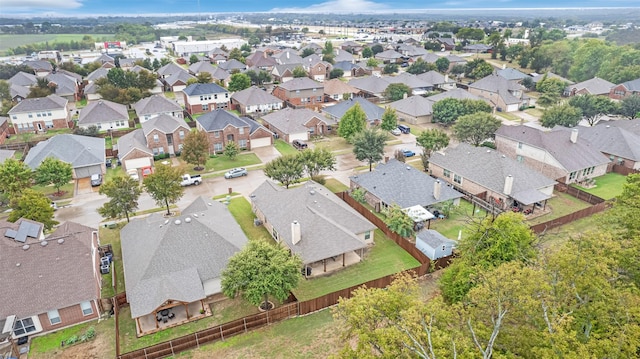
xmin=481 ymin=141 xmax=497 ymax=149
xmin=311 ymin=174 xmax=326 ymax=185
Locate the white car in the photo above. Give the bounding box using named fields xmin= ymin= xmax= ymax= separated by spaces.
xmin=127 ymin=169 xmax=139 ymax=181
xmin=390 ymin=128 xmax=401 ymax=136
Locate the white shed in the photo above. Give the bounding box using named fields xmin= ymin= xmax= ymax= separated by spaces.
xmin=415 ymin=229 xmax=456 ymax=260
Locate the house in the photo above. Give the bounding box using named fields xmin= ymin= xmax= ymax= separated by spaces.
xmin=142 ymin=114 xmax=190 ymax=156
xmin=333 ymin=49 xmax=354 ymax=63
xmin=118 ymin=58 xmax=142 ymax=70
xmin=323 ymin=97 xmax=385 ymax=125
xmin=348 ymin=76 xmax=390 ymax=99
xmin=22 ymin=60 xmax=54 ymax=77
xmin=133 ymin=95 xmax=183 ymax=123
xmin=196 ymin=109 xmax=273 ymax=153
xmin=251 ymin=180 xmax=376 ymax=277
xmin=563 ymin=77 xmax=614 ymax=97
xmin=41 ymin=72 xmax=81 ymax=101
xmin=388 ymin=95 xmax=434 ymax=124
xmin=230 ymin=86 xmax=284 ymax=115
xmin=116 ymin=129 xmax=154 ymax=172
xmin=445 ymin=54 xmax=466 ymax=70
xmin=94 ymin=54 xmax=115 ymax=67
xmin=609 ymin=78 xmax=640 ymax=100
xmin=261 ymin=108 xmax=335 ymax=143
xmin=417 ymin=71 xmax=456 ymax=91
xmin=429 ymin=143 xmax=557 ymax=212
xmin=323 ymin=78 xmax=360 ymax=102
xmin=341 ymin=41 xmax=364 ymax=54
xmin=156 ymin=62 xmax=186 ymax=80
xmin=273 ymin=49 xmax=304 ymax=65
xmin=578 ymin=121 xmax=640 ymax=170
xmin=9 ymin=83 xmax=29 ymax=103
xmin=188 ymin=61 xmax=217 ymax=76
xmin=182 ymin=83 xmax=230 ymax=115
xmin=332 ymin=61 xmax=359 ymax=79
xmin=396 ymin=44 xmax=428 ymax=57
xmin=384 ymin=73 xmax=434 ymax=95
xmin=350 ymin=158 xmax=464 ymax=213
xmin=120 ymin=197 xmax=248 ymax=335
xmin=436 ymin=38 xmax=456 ymax=51
xmin=86 ymin=67 xmax=110 ymax=82
xmin=164 ymin=70 xmax=196 ymax=92
xmin=416 ymin=230 xmax=456 ymax=260
xmin=495 ymin=125 xmax=610 ymax=184
xmin=272 ymin=77 xmax=324 ymax=108
xmin=0 ymin=148 xmax=15 ymax=163
xmin=271 ymin=63 xmax=301 ymax=83
xmin=468 ymin=74 xmax=530 ymax=112
xmin=427 ymin=88 xmax=488 ymax=103
xmin=374 ymin=49 xmax=404 ymax=63
xmin=77 ymin=99 xmax=130 ymax=130
xmin=7 ymin=94 xmax=69 ymax=133
xmin=24 ymin=134 xmax=106 ymax=179
xmin=464 ymin=44 xmax=493 ymax=53
xmin=245 ymin=52 xmax=278 ymax=71
xmin=305 ymin=59 xmax=332 ymax=82
xmin=218 ymin=59 xmax=247 ymax=72
xmin=298 ymin=43 xmax=323 ymax=55
xmin=496 ymin=67 xmax=529 ymax=83
xmin=211 ymin=67 xmax=232 ymax=87
xmin=0 ymin=220 xmax=100 ymax=341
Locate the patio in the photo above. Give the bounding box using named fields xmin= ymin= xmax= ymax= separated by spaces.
xmin=305 ymin=251 xmax=363 ymax=278
xmin=135 ymin=300 xmax=211 ymax=336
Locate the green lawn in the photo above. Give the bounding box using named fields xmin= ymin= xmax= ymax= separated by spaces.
xmin=0 ymin=34 xmax=113 ymax=54
xmin=312 ymin=135 xmax=352 ymax=152
xmin=538 ymin=211 xmax=605 ymax=250
xmin=429 ymin=200 xmax=488 ymax=240
xmin=227 ymin=197 xmax=272 ymax=242
xmin=274 ymin=139 xmax=298 ymax=156
xmin=572 ymin=173 xmax=626 ymax=200
xmin=526 ymin=192 xmax=592 ymax=225
xmin=99 ymin=224 xmax=126 ymax=297
xmin=204 ymin=153 xmax=261 ymax=172
xmin=292 ymin=229 xmax=420 ymax=301
xmin=323 ymin=178 xmax=349 ymax=193
xmin=495 ymin=112 xmax=521 ymax=122
xmin=33 ymin=182 xmax=75 ymax=200
xmin=525 ymin=108 xmax=543 ymax=118
xmin=29 ymin=317 xmax=116 ymax=358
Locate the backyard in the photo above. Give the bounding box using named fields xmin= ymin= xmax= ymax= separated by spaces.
xmin=572 ymin=172 xmax=626 ymax=200
xmin=526 ymin=191 xmax=592 ymax=226
xmin=99 ymin=223 xmax=126 ymax=298
xmin=429 ymin=199 xmax=488 ymax=240
xmin=28 ymin=317 xmax=116 ymax=359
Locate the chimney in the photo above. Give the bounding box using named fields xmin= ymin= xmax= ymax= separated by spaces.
xmin=286 ymin=51 xmax=290 ymax=59
xmin=570 ymin=128 xmax=578 ymax=144
xmin=504 ymin=175 xmax=514 ymax=196
xmin=291 ymin=221 xmax=301 ymax=245
xmin=444 ymin=74 xmax=449 ymax=83
xmin=433 ymin=180 xmax=441 ymax=200
xmin=502 ymin=63 xmax=506 ymax=70
xmin=403 ymin=92 xmax=408 ymax=99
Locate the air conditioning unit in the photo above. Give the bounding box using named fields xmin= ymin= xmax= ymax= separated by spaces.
xmin=253 ymin=219 xmax=263 ymax=226
xmin=100 ymin=264 xmax=110 ymax=275
xmin=100 ymin=256 xmax=110 ymax=267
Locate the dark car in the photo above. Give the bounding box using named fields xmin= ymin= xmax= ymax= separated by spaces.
xmin=90 ymin=173 xmax=103 ymax=187
xmin=292 ymin=139 xmax=308 ymax=150
xmin=397 ymin=124 xmax=411 ymax=134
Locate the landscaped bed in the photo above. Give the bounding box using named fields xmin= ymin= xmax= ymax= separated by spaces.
xmin=572 ymin=172 xmax=626 ymax=200
xmin=28 ymin=317 xmax=116 ymax=359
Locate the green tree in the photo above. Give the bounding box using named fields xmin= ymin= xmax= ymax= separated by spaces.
xmin=416 ymin=128 xmax=450 ymax=170
xmin=608 ymin=174 xmax=640 ymax=238
xmin=98 ymin=175 xmax=142 ymax=223
xmin=34 ymin=157 xmax=72 ymax=195
xmin=143 ymin=164 xmax=184 ymax=215
xmin=181 ymin=130 xmax=210 ymax=170
xmin=338 ymin=103 xmax=367 ymax=141
xmin=371 ymin=44 xmax=384 ymax=55
xmin=196 ymin=72 xmax=212 ymax=84
xmin=0 ymin=158 xmax=32 ymax=199
xmin=292 ymin=66 xmax=307 ymax=78
xmin=568 ymin=94 xmax=618 ymax=126
xmin=248 ymin=35 xmax=261 ymax=47
xmin=435 ymin=56 xmax=450 ymax=72
xmin=329 ymin=68 xmax=344 ymax=79
xmin=298 ymin=147 xmax=336 ymax=178
xmin=540 ymin=103 xmax=583 ymax=128
xmin=366 ymin=58 xmax=379 ymax=68
xmin=228 ymin=73 xmax=251 ymax=92
xmin=432 ymin=98 xmax=492 ymax=125
xmin=535 ymin=76 xmax=566 ymax=107
xmin=384 ymin=204 xmax=415 ymax=238
xmin=228 ymin=47 xmax=245 ymax=63
xmin=8 ymin=188 xmax=58 ymax=230
xmin=382 ymin=63 xmax=398 ymax=74
xmin=264 ymin=154 xmax=304 ymax=189
xmin=28 ymin=77 xmax=55 ymax=98
xmin=300 ymin=47 xmax=316 ymax=58
xmin=406 ymin=58 xmax=435 ymax=75
xmin=361 ymin=46 xmax=373 ymax=58
xmin=222 ymin=240 xmax=302 ymax=310
xmin=383 ymin=83 xmax=412 ymax=102
xmin=620 ymin=94 xmax=640 ymax=119
xmin=465 ymin=59 xmax=494 ymax=79
xmin=224 ymin=141 xmax=240 ymax=160
xmin=352 ymin=128 xmax=387 ymax=172
xmin=456 ymin=27 xmax=485 ymax=41
xmin=380 ymin=107 xmax=398 ymax=131
xmin=452 ymin=112 xmax=502 ymax=146
xmin=189 ymin=54 xmax=199 ymax=64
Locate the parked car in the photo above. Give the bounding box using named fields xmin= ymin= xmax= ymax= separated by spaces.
xmin=292 ymin=139 xmax=308 ymax=150
xmin=180 ymin=174 xmax=202 ymax=186
xmin=397 ymin=124 xmax=411 ymax=134
xmin=127 ymin=169 xmax=139 ymax=181
xmin=90 ymin=173 xmax=102 ymax=187
xmin=225 ymin=167 xmax=248 ymax=179
xmin=402 ymin=149 xmax=416 ymax=157
xmin=390 ymin=128 xmax=401 ymax=136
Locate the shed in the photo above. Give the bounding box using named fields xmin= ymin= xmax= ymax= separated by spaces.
xmin=416 ymin=230 xmax=456 ymax=260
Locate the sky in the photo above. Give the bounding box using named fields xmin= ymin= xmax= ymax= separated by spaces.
xmin=1 ymin=0 xmax=639 ymax=17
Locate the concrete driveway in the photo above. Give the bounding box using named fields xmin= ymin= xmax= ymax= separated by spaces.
xmin=251 ymin=146 xmax=281 ymax=163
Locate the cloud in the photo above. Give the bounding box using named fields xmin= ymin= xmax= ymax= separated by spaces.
xmin=271 ymin=0 xmax=390 ymax=13
xmin=2 ymin=0 xmax=83 ymax=10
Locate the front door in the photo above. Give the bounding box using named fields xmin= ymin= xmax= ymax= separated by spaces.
xmin=227 ymin=134 xmax=234 ymax=142
xmin=36 ymin=123 xmax=43 ymax=131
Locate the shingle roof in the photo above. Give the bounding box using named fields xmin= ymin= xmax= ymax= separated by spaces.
xmin=211 ymin=67 xmax=231 ymax=81
xmin=142 ymin=114 xmax=189 ymax=136
xmin=571 ymin=123 xmax=640 ymax=162
xmin=273 ymin=50 xmax=304 ymax=65
xmin=497 ymin=67 xmax=528 ymax=81
xmin=133 ymin=95 xmax=182 ymax=116
xmin=531 ymin=72 xmax=574 ymax=85
xmin=416 ymin=229 xmax=456 ymax=250
xmin=566 ymin=77 xmax=615 ymax=95
xmin=121 ymin=197 xmax=248 ymax=318
xmin=188 ymin=61 xmax=217 ymax=75
xmin=272 ymin=63 xmax=302 ymax=77
xmin=86 ymin=67 xmax=110 ymax=82
xmin=231 ymin=86 xmax=283 ymax=106
xmin=24 ymin=134 xmax=105 ymax=170
xmin=45 ymin=73 xmax=78 ymax=96
xmin=417 ymin=70 xmax=448 ymax=85
xmin=218 ymin=59 xmax=247 ymax=71
xmin=196 ymin=109 xmax=250 ymax=131
xmin=322 ymin=79 xmax=359 ymax=96
xmin=78 ymin=99 xmax=128 ymax=126
xmin=0 ymin=220 xmax=98 ymax=319
xmin=620 ymin=78 xmax=640 ymax=92
xmin=276 ymin=77 xmax=323 ymax=91
xmin=10 ymin=83 xmax=29 ymax=99
xmin=23 ymin=60 xmax=53 ymax=72
xmin=116 ymin=129 xmax=152 ymax=159
xmin=261 ymin=108 xmax=333 ymax=134
xmin=351 ymin=159 xmax=464 ymax=208
xmin=0 ymin=149 xmax=15 ymax=164
xmin=183 ymin=83 xmax=228 ymax=96
xmin=157 ymin=62 xmax=187 ymax=77
xmin=384 ymin=73 xmax=433 ymax=90
xmin=389 ymin=95 xmax=434 ymax=117
xmin=469 ymin=73 xmax=522 ymax=93
xmin=165 ymin=70 xmax=196 ymax=86
xmin=608 ymin=118 xmax=640 ymax=135
xmin=322 ymin=97 xmax=385 ymax=123
xmin=495 ymin=125 xmax=610 ymax=172
xmin=375 ymin=49 xmax=404 ymax=60
xmin=419 ymin=53 xmax=441 ymax=64
xmin=429 ymin=143 xmax=557 ymax=202
xmin=348 ymin=76 xmax=390 ymax=95
xmin=8 ymin=94 xmax=67 ymax=114
xmin=8 ymin=71 xmax=37 ymax=86
xmin=251 ymin=181 xmax=374 ymax=264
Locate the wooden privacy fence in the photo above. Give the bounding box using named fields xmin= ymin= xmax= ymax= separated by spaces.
xmin=529 ymin=201 xmax=609 ymax=234
xmin=611 ymin=164 xmax=640 ymax=176
xmin=554 ymin=183 xmax=605 ymax=205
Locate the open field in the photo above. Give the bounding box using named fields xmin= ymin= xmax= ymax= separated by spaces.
xmin=0 ymin=34 xmax=114 ymax=54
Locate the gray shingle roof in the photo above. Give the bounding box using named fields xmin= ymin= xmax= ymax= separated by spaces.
xmin=416 ymin=229 xmax=456 ymax=249
xmin=430 ymin=143 xmax=557 ymax=202
xmin=157 ymin=62 xmax=186 ymax=77
xmin=0 ymin=149 xmax=15 ymax=164
xmin=348 ymin=76 xmax=390 ymax=95
xmin=78 ymin=99 xmax=128 ymax=126
xmin=620 ymin=78 xmax=640 ymax=92
xmin=86 ymin=67 xmax=110 ymax=82
xmin=322 ymin=97 xmax=384 ymax=123
xmin=273 ymin=50 xmax=304 ymax=65
xmin=183 ymin=82 xmax=228 ymax=96
xmin=116 ymin=129 xmax=152 ymax=159
xmin=261 ymin=108 xmax=333 ymax=135
xmin=427 ymin=88 xmax=486 ymax=102
xmin=497 ymin=67 xmax=528 ymax=81
xmin=10 ymin=83 xmax=29 ymax=99
xmin=24 ymin=134 xmax=105 ymax=170
xmin=417 ymin=71 xmax=448 ymax=85
xmin=469 ymin=73 xmax=522 ymax=93
xmin=188 ymin=61 xmax=217 ymax=74
xmin=565 ymin=77 xmax=615 ymax=95
xmin=196 ymin=109 xmax=249 ymax=131
xmin=495 ymin=125 xmax=610 ymax=172
xmin=23 ymin=60 xmax=53 ymax=72
xmin=350 ymin=159 xmax=464 ymax=208
xmin=165 ymin=70 xmax=196 ymax=86
xmin=384 ymin=73 xmax=433 ymax=91
xmin=8 ymin=94 xmax=67 ymax=114
xmin=121 ymin=197 xmax=248 ymax=318
xmin=8 ymin=71 xmax=37 ymax=86
xmin=608 ymin=118 xmax=640 ymax=135
xmin=276 ymin=77 xmax=323 ymax=91
xmin=142 ymin=114 xmax=189 ymax=136
xmin=570 ymin=123 xmax=640 ymax=162
xmin=219 ymin=59 xmax=247 ymax=71
xmin=389 ymin=95 xmax=434 ymax=117
xmin=531 ymin=72 xmax=574 ymax=85
xmin=133 ymin=95 xmax=182 ymax=116
xmin=231 ymin=86 xmax=282 ymax=106
xmin=0 ymin=220 xmax=98 ymax=319
xmin=251 ymin=181 xmax=374 ymax=264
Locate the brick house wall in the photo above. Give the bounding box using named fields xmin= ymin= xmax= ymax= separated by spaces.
xmin=120 ymin=148 xmax=154 ymax=172
xmin=145 ymin=127 xmax=188 ymax=155
xmin=609 ymin=84 xmax=637 ymax=100
xmin=10 ymin=111 xmax=69 ymax=133
xmin=305 ymin=117 xmax=335 ymax=136
xmin=309 ymin=63 xmax=330 ymax=82
xmin=184 ymin=93 xmax=231 ymax=115
xmin=249 ymin=127 xmax=274 ymax=148
xmin=429 ymin=163 xmax=510 ymax=209
xmin=496 ymin=136 xmax=568 ymax=181
xmin=272 ymin=87 xmax=324 ymax=108
xmin=601 ymin=151 xmax=640 ymax=170
xmin=0 ymin=119 xmax=10 ymax=145
xmin=203 ymin=125 xmax=251 ymax=154
xmin=37 ymin=301 xmax=99 ymax=333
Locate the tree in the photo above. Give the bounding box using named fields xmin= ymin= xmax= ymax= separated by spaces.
xmin=450 ymin=64 xmax=466 ymax=78
xmin=366 ymin=58 xmax=379 ymax=68
xmin=465 ymin=59 xmax=494 ymax=79
xmin=535 ymin=76 xmax=566 ymax=107
xmin=452 ymin=112 xmax=502 ymax=146
xmin=143 ymin=164 xmax=184 ymax=215
xmin=382 ymin=63 xmax=398 ymax=74
xmin=456 ymin=27 xmax=485 ymax=41
xmin=248 ymin=35 xmax=261 ymax=47
xmin=196 ymin=72 xmax=212 ymax=84
xmin=338 ymin=103 xmax=367 ymax=141
xmin=224 ymin=141 xmax=240 ymax=160
xmin=298 ymin=147 xmax=336 ymax=178
xmin=228 ymin=47 xmax=245 ymax=63
xmin=383 ymin=83 xmax=412 ymax=102
xmin=264 ymin=154 xmax=304 ymax=189
xmin=608 ymin=173 xmax=640 ymax=238
xmin=181 ymin=130 xmax=210 ymax=170
xmin=540 ymin=103 xmax=582 ymax=128
xmin=436 ymin=56 xmax=450 ymax=72
xmin=384 ymin=204 xmax=415 ymax=238
xmin=406 ymin=58 xmax=435 ymax=75
xmin=28 ymin=77 xmax=55 ymax=98
xmin=228 ymin=73 xmax=251 ymax=92
xmin=568 ymin=94 xmax=618 ymax=126
xmin=416 ymin=128 xmax=450 ymax=170
xmin=300 ymin=47 xmax=316 ymax=57
xmin=352 ymin=128 xmax=387 ymax=172
xmin=222 ymin=240 xmax=302 ymax=310
xmin=380 ymin=107 xmax=398 ymax=131
xmin=371 ymin=44 xmax=384 ymax=55
xmin=432 ymin=98 xmax=492 ymax=125
xmin=361 ymin=46 xmax=373 ymax=58
xmin=292 ymin=66 xmax=307 ymax=78
xmin=34 ymin=157 xmax=72 ymax=195
xmin=189 ymin=54 xmax=199 ymax=64
xmin=0 ymin=158 xmax=32 ymax=199
xmin=329 ymin=68 xmax=344 ymax=79
xmin=8 ymin=189 xmax=58 ymax=230
xmin=620 ymin=94 xmax=640 ymax=119
xmin=98 ymin=175 xmax=142 ymax=223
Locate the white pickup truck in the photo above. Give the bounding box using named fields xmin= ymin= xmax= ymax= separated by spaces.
xmin=180 ymin=174 xmax=202 ymax=186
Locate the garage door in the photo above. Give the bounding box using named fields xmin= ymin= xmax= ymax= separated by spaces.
xmin=250 ymin=137 xmax=272 ymax=149
xmin=75 ymin=165 xmax=102 ymax=178
xmin=289 ymin=132 xmax=309 ymax=143
xmin=124 ymin=157 xmax=152 ymax=171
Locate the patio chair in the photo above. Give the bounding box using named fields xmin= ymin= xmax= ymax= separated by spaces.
xmin=163 ymin=318 xmax=168 ymax=324
xmin=168 ymin=312 xmax=175 ymax=319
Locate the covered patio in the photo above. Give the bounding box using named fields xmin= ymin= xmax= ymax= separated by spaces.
xmin=304 ymin=250 xmax=363 ymax=278
xmin=510 ymin=188 xmax=551 ymax=215
xmin=135 ymin=300 xmax=211 ymax=336
xmin=403 ymin=205 xmax=436 ymax=231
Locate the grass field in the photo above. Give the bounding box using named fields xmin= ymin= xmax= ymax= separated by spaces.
xmin=573 ymin=173 xmax=626 ymax=200
xmin=274 ymin=139 xmax=298 ymax=156
xmin=99 ymin=223 xmax=126 ymax=298
xmin=323 ymin=178 xmax=349 ymax=193
xmin=0 ymin=34 xmax=114 ymax=54
xmin=204 ymin=153 xmax=261 ymax=172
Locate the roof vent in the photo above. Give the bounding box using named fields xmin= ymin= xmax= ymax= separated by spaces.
xmin=193 ymin=213 xmax=198 ymax=218
xmin=207 ymin=202 xmax=212 ymax=206
xmin=57 ymin=238 xmax=64 ymax=244
xmin=201 ymin=213 xmax=204 ymax=217
xmin=16 ymin=263 xmax=20 ymax=267
xmin=185 ymin=217 xmax=192 ymax=223
xmin=22 ymin=244 xmax=30 ymax=251
xmin=406 ymin=166 xmax=410 ymax=170
xmin=40 ymin=240 xmax=48 ymax=246
xmin=310 ymin=190 xmax=315 ymax=195
xmin=164 ymin=220 xmax=170 ymax=225
xmin=487 ymin=149 xmax=491 ymax=153
xmin=174 ymin=219 xmax=181 ymax=225
xmin=501 ymin=155 xmax=506 ymax=158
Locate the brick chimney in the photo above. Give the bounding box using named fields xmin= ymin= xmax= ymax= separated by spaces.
xmin=433 ymin=180 xmax=441 ymax=200
xmin=291 ymin=221 xmax=301 ymax=245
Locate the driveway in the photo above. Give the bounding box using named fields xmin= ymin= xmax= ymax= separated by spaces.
xmin=251 ymin=146 xmax=281 ymax=163
xmin=75 ymin=177 xmax=98 ymax=195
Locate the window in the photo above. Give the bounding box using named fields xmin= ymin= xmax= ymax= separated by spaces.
xmin=313 ymin=88 xmax=317 ymax=92
xmin=48 ymin=309 xmax=61 ymax=325
xmin=202 ymin=104 xmax=209 ymax=111
xmin=516 ymin=155 xmax=523 ymax=163
xmin=214 ymin=131 xmax=220 ymax=138
xmin=364 ymin=231 xmax=371 ymax=240
xmin=37 ymin=113 xmax=42 ymax=117
xmin=238 ymin=139 xmax=247 ymax=148
xmin=159 ymin=147 xmax=165 ymax=154
xmin=179 ymin=130 xmax=185 ymax=139
xmin=214 ymin=94 xmax=218 ymax=100
xmin=225 ymin=93 xmax=229 ymax=98
xmin=517 ymin=142 xmax=523 ymax=149
xmin=12 ymin=115 xmax=17 ymax=120
xmin=453 ymin=174 xmax=462 ymax=184
xmin=569 ymin=171 xmax=577 ymax=180
xmin=308 ymin=127 xmax=315 ymax=134
xmin=153 ymin=134 xmax=159 ymax=143
xmin=152 ymin=147 xmax=159 ymax=155
xmin=45 ymin=121 xmax=54 ymax=129
xmin=80 ymin=301 xmax=93 ymax=316
xmin=28 ymin=113 xmax=33 ymax=118
xmin=272 ymin=228 xmax=279 ymax=240
xmin=443 ymin=169 xmax=451 ymax=178
xmin=239 ymin=127 xmax=244 ymax=135
xmin=178 ymin=144 xmax=183 ymax=150
xmin=610 ymin=155 xmax=615 ymax=161
xmin=214 ymin=143 xmax=223 ymax=152
xmin=13 ymin=317 xmax=37 ymax=336
xmin=316 ymin=96 xmax=322 ymax=102
xmin=47 ymin=112 xmax=52 ymax=116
